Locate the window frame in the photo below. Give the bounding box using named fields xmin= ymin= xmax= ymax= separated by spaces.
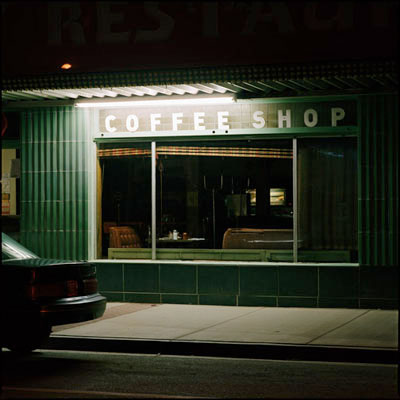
xmin=92 ymin=95 xmax=360 ymax=264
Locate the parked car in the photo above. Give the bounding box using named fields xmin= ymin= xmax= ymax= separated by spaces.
xmin=1 ymin=233 xmax=106 ymax=352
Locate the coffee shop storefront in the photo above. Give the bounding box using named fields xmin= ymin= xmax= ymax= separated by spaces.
xmin=2 ymin=72 xmax=398 ymax=309
xmin=95 ymin=97 xmax=357 ymax=264
xmin=1 ymin=2 xmax=398 ymax=309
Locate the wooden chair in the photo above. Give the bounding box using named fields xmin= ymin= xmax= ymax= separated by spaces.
xmin=109 ymin=226 xmax=142 ymax=248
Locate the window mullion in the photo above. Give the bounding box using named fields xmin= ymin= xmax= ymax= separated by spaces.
xmin=151 ymin=141 xmax=157 ymax=260
xmin=293 ymin=138 xmax=298 ymax=263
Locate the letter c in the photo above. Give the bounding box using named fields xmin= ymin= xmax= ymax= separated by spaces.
xmin=105 ymin=115 xmax=117 ymax=133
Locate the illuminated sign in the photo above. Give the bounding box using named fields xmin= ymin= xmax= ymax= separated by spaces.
xmin=98 ymin=101 xmax=357 ymax=134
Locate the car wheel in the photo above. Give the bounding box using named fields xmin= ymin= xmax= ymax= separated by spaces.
xmin=5 ymin=324 xmax=52 ymax=353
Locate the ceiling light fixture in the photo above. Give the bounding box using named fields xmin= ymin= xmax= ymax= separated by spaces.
xmin=75 ymin=94 xmax=236 ymax=108
xmin=61 ymin=63 xmax=72 ymax=70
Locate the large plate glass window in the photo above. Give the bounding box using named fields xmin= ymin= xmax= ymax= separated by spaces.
xmin=98 ymin=143 xmax=152 ymax=258
xmin=97 ymin=136 xmax=358 ymax=263
xmin=98 ymin=139 xmax=293 ymax=261
xmin=155 ymin=139 xmax=293 ymax=261
xmin=297 ymin=137 xmax=358 ymax=262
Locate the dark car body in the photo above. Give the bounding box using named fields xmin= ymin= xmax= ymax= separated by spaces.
xmin=1 ymin=233 xmax=106 ymax=352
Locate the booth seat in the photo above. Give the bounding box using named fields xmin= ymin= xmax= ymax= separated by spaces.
xmin=222 ymin=228 xmax=295 ymax=250
xmin=109 ymin=226 xmax=142 ymax=248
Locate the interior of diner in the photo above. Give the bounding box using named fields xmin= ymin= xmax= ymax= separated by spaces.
xmin=99 ymin=139 xmax=293 ymax=257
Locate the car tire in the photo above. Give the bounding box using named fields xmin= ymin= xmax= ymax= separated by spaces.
xmin=5 ymin=324 xmax=52 ymax=353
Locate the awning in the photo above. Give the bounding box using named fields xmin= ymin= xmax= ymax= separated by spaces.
xmin=2 ymin=59 xmax=398 ymax=106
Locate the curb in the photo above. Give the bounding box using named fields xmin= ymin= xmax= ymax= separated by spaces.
xmin=42 ymin=335 xmax=398 ymax=365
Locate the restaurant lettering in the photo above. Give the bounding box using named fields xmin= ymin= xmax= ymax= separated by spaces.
xmin=99 ymin=102 xmax=356 ymax=134
xmin=2 ymin=2 xmax=397 ymax=76
xmin=44 ymin=2 xmax=392 ymax=46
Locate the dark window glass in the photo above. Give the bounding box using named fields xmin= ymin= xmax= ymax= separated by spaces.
xmin=99 ymin=143 xmax=152 ymax=258
xmin=297 ymin=138 xmax=358 ymax=262
xmin=155 ymin=139 xmax=293 ymax=259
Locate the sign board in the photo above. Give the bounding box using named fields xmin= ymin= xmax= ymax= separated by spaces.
xmin=1 ymin=2 xmax=397 ymax=76
xmin=98 ymin=100 xmax=357 ymax=135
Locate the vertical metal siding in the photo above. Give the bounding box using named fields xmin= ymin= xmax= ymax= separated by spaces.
xmin=358 ymin=94 xmax=399 ymax=266
xmin=20 ymin=106 xmax=90 ymax=260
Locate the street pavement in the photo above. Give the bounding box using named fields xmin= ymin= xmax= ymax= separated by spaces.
xmin=44 ymin=303 xmax=399 ymax=364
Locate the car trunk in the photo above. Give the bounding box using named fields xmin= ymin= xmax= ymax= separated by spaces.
xmin=2 ymin=260 xmax=98 ymax=301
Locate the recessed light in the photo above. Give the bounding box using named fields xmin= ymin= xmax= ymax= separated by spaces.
xmin=75 ymin=95 xmax=236 ymax=108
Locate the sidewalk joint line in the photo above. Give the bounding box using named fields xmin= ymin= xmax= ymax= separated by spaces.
xmin=306 ymin=309 xmax=372 ymax=345
xmin=174 ymin=308 xmax=264 ymax=340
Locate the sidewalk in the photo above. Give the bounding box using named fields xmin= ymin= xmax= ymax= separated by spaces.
xmin=45 ymin=303 xmax=398 ymax=364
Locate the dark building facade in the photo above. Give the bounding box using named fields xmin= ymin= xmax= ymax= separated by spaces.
xmin=2 ymin=2 xmax=398 ymax=308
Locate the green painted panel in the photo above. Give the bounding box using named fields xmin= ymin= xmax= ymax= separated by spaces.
xmin=160 ymin=264 xmax=197 ymax=294
xmin=198 ymin=265 xmax=239 ymax=295
xmin=93 ymin=261 xmax=397 ymax=309
xmin=360 ymin=266 xmax=398 ymax=299
xmin=199 ymin=295 xmax=237 ymax=306
xmin=124 ymin=293 xmax=161 ymax=303
xmin=318 ymin=298 xmax=359 ymax=308
xmin=278 ymin=297 xmax=318 ymax=307
xmin=161 ymin=294 xmax=199 ymax=304
xmin=238 ymin=296 xmax=277 ymax=307
xmin=278 ymin=266 xmax=317 ymax=297
xmin=95 ymin=263 xmax=123 ymax=292
xmin=101 ymin=292 xmax=124 ymax=302
xmin=240 ymin=266 xmax=278 ymax=296
xmin=360 ymin=299 xmax=398 ymax=310
xmin=319 ymin=267 xmax=359 ymax=298
xmin=124 ymin=264 xmax=159 ymax=293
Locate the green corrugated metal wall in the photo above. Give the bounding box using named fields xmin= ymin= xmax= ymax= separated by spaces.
xmin=358 ymin=94 xmax=399 ymax=266
xmin=20 ymin=106 xmax=91 ymax=260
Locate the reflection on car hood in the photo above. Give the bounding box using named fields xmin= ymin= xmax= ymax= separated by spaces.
xmin=2 ymin=258 xmax=91 ymax=267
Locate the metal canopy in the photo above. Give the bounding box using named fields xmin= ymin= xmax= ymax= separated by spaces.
xmin=2 ymin=83 xmax=235 ymax=102
xmin=2 ymin=60 xmax=398 ymax=105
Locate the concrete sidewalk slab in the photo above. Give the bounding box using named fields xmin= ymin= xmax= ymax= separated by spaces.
xmin=178 ymin=307 xmax=369 ymax=344
xmin=52 ymin=302 xmax=155 ymax=332
xmin=52 ymin=304 xmax=398 ymax=349
xmin=54 ymin=305 xmax=263 ymax=340
xmin=46 ymin=303 xmax=399 ymax=364
xmin=310 ymin=310 xmax=398 ymax=348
